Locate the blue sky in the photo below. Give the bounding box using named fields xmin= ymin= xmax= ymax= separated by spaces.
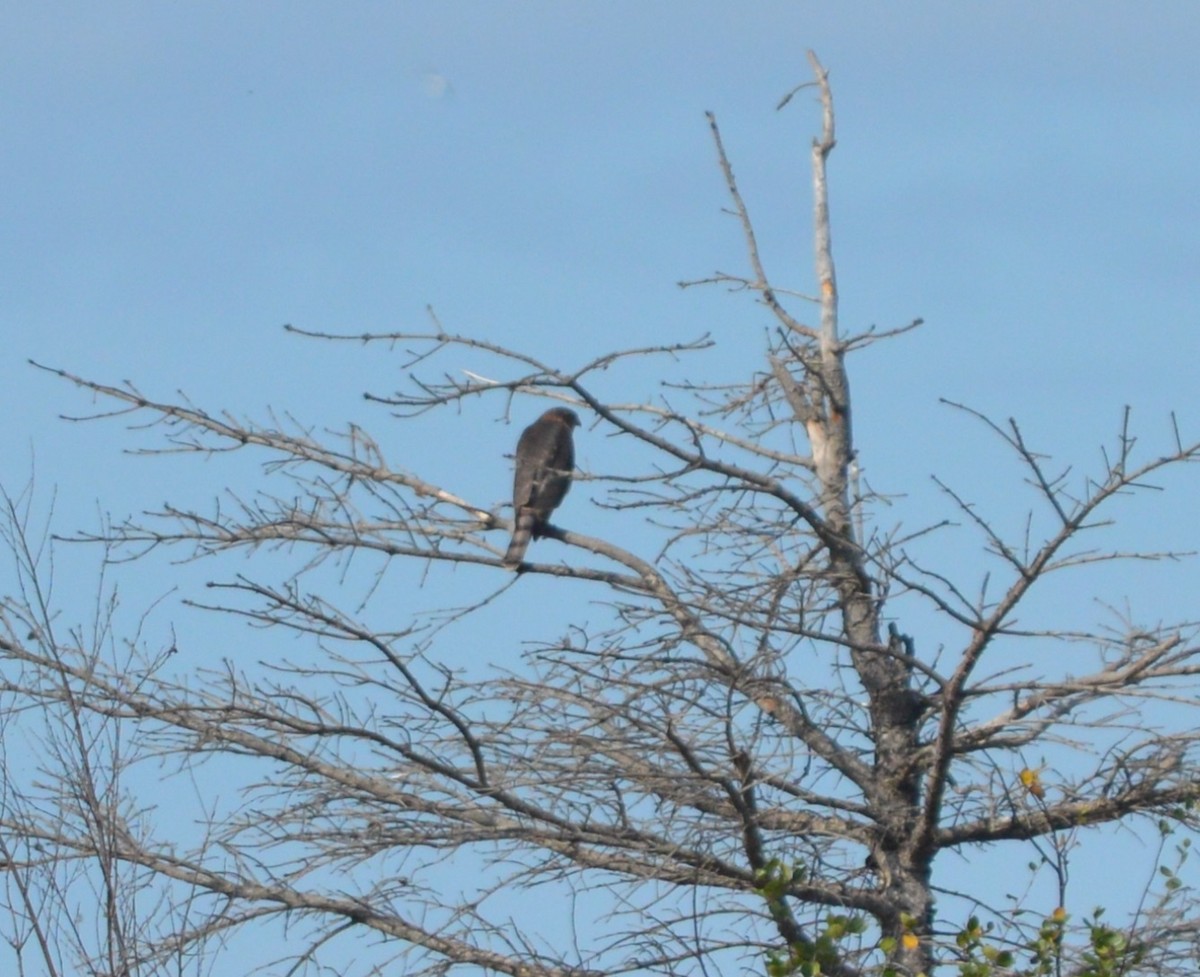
xmin=2 ymin=1 xmax=1199 ymax=970
xmin=4 ymin=4 xmax=1197 ymax=525
xmin=5 ymin=1 xmax=1196 ymax=646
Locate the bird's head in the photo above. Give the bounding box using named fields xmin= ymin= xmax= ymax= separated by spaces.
xmin=546 ymin=408 xmax=581 ymax=428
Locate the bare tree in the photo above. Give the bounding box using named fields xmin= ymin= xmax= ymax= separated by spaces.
xmin=3 ymin=54 xmax=1200 ymax=977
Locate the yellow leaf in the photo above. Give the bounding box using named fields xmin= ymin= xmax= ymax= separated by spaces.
xmin=1019 ymin=768 xmax=1045 ymax=798
xmin=902 ymin=933 xmax=919 ymax=951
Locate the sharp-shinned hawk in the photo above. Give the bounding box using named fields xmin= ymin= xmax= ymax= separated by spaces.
xmin=503 ymin=407 xmax=580 ymax=568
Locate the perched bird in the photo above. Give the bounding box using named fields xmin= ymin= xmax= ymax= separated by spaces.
xmin=503 ymin=407 xmax=580 ymax=568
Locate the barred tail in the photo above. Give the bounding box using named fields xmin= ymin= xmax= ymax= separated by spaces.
xmin=503 ymin=509 xmax=536 ymax=568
